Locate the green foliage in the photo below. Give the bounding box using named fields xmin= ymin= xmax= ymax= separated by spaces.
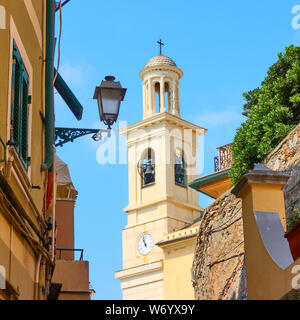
xmin=287 ymin=208 xmax=300 ymax=231
xmin=229 ymin=45 xmax=300 ymax=184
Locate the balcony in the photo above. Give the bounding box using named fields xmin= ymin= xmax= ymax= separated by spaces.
xmin=189 ymin=143 xmax=233 ymax=199
xmin=56 ymin=248 xmax=84 ymax=261
xmin=214 ymin=143 xmax=233 ymax=172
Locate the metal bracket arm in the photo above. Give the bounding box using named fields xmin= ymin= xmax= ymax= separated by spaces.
xmin=55 ymin=127 xmax=111 ymax=147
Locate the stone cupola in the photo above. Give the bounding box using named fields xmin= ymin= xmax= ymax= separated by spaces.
xmin=139 ymin=55 xmax=183 ymax=119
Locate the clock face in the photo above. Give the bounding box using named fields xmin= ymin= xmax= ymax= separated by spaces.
xmin=137 ymin=234 xmax=154 ymax=255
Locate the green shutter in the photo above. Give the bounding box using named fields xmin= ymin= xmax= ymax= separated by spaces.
xmin=21 ymin=77 xmax=29 ymax=165
xmin=11 ymin=42 xmax=30 ymax=169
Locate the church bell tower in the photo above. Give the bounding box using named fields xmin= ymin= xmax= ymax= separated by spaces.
xmin=115 ymin=51 xmax=206 ymax=300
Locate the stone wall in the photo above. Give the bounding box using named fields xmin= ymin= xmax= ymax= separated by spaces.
xmin=192 ymin=192 xmax=246 ymax=300
xmin=265 ymin=125 xmax=300 ymax=216
xmin=192 ymin=123 xmax=300 ymax=300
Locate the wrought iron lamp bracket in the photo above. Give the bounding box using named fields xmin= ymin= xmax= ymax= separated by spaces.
xmin=55 ymin=127 xmax=111 ymax=147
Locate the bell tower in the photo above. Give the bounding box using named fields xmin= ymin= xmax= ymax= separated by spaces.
xmin=115 ymin=53 xmax=206 ymax=300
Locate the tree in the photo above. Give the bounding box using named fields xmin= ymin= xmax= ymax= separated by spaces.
xmin=229 ymin=45 xmax=300 ymax=185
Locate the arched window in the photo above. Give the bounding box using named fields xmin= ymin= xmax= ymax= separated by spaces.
xmin=164 ymin=82 xmax=170 ymax=113
xmin=154 ymin=82 xmax=160 ymax=114
xmin=138 ymin=148 xmax=155 ymax=187
xmin=174 ymin=148 xmax=185 ymax=186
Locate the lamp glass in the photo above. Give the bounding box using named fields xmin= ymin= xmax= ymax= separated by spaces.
xmin=99 ymin=88 xmax=121 ymax=124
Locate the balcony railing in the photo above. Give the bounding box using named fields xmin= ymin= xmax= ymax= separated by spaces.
xmin=56 ymin=248 xmax=84 ymax=261
xmin=214 ymin=143 xmax=233 ymax=172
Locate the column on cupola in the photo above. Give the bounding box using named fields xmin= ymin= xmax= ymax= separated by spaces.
xmin=159 ymin=77 xmax=165 ymax=113
xmin=143 ymin=78 xmax=155 ymax=118
xmin=169 ymin=80 xmax=175 ymax=115
xmin=143 ymin=80 xmax=146 ymax=116
xmin=151 ymin=79 xmax=156 ymax=115
xmin=169 ymin=79 xmax=180 ymax=117
xmin=176 ymin=81 xmax=180 ymax=117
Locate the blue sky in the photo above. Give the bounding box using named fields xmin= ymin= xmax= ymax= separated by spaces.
xmin=54 ymin=0 xmax=300 ymax=299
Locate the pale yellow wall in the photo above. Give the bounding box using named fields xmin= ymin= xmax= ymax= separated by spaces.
xmin=115 ymin=261 xmax=164 ymax=300
xmin=122 ymin=270 xmax=164 ymax=300
xmin=0 ymin=0 xmax=48 ymax=300
xmin=162 ymin=237 xmax=196 ymax=300
xmin=123 ymin=279 xmax=164 ymax=300
xmin=251 ymin=183 xmax=287 ymax=232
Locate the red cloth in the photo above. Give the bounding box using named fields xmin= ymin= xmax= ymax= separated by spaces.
xmin=46 ymin=172 xmax=54 ymax=212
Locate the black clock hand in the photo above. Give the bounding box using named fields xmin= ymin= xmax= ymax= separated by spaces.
xmin=143 ymin=237 xmax=147 ymax=248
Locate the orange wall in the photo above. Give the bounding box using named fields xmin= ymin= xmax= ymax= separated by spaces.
xmin=238 ymin=182 xmax=300 ymax=299
xmin=51 ymin=260 xmax=90 ymax=300
xmin=55 ymin=199 xmax=75 ymax=260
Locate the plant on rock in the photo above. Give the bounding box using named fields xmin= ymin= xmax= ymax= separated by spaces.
xmin=287 ymin=208 xmax=300 ymax=231
xmin=229 ymin=45 xmax=300 ymax=185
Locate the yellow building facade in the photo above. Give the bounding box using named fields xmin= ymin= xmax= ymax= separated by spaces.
xmin=115 ymin=54 xmax=206 ymax=300
xmin=0 ymin=0 xmax=88 ymax=300
xmin=0 ymin=0 xmax=53 ymax=299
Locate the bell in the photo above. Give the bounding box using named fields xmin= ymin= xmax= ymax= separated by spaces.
xmin=144 ymin=162 xmax=154 ymax=184
xmin=175 ymin=164 xmax=185 ymax=185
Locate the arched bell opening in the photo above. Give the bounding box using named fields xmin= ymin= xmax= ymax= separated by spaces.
xmin=164 ymin=82 xmax=170 ymax=113
xmin=174 ymin=148 xmax=186 ymax=186
xmin=154 ymin=82 xmax=160 ymax=114
xmin=137 ymin=148 xmax=155 ymax=187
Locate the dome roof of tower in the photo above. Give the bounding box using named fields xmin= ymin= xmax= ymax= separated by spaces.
xmin=145 ymin=55 xmax=177 ymax=68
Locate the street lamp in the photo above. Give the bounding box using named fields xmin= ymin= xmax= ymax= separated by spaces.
xmin=55 ymin=75 xmax=127 ymax=147
xmin=93 ymin=76 xmax=127 ymax=129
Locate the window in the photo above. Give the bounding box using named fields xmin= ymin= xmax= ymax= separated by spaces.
xmin=138 ymin=148 xmax=155 ymax=187
xmin=174 ymin=148 xmax=186 ymax=186
xmin=154 ymin=82 xmax=160 ymax=114
xmin=10 ymin=42 xmax=30 ymax=169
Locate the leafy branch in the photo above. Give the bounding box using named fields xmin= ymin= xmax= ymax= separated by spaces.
xmin=229 ymin=45 xmax=300 ymax=184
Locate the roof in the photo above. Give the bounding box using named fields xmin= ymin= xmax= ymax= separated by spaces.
xmin=145 ymin=54 xmax=177 ymax=67
xmin=55 ymin=155 xmax=73 ymax=186
xmin=55 ymin=156 xmax=78 ymax=200
xmin=189 ymin=169 xmax=230 ymax=188
xmin=156 ymin=222 xmax=200 ymax=247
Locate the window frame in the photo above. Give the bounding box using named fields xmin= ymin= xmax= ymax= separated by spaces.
xmin=10 ymin=41 xmax=30 ymax=170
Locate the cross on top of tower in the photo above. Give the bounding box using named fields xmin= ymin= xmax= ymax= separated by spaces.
xmin=157 ymin=39 xmax=164 ymax=55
